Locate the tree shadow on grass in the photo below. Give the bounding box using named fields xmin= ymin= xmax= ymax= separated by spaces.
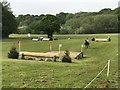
xmin=79 ymin=56 xmax=90 ymax=61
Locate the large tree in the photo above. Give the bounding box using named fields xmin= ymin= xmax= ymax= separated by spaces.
xmin=0 ymin=3 xmax=2 ymax=39
xmin=2 ymin=0 xmax=18 ymax=38
xmin=35 ymin=14 xmax=60 ymax=38
xmin=116 ymin=7 xmax=120 ymax=33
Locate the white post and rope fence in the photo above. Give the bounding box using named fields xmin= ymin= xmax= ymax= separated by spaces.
xmin=82 ymin=60 xmax=111 ymax=90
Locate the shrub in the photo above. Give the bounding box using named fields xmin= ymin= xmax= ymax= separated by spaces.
xmin=62 ymin=50 xmax=72 ymax=63
xmin=108 ymin=38 xmax=111 ymax=42
xmin=49 ymin=36 xmax=53 ymax=41
xmin=91 ymin=37 xmax=95 ymax=41
xmin=8 ymin=46 xmax=19 ymax=59
xmin=54 ymin=37 xmax=58 ymax=40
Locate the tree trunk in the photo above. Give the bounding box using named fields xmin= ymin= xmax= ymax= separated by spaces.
xmin=47 ymin=33 xmax=53 ymax=41
xmin=47 ymin=33 xmax=53 ymax=38
xmin=2 ymin=33 xmax=9 ymax=39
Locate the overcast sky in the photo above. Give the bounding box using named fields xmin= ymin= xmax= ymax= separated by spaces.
xmin=6 ymin=0 xmax=120 ymax=16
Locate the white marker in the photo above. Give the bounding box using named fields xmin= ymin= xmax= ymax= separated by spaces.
xmin=107 ymin=60 xmax=110 ymax=77
xmin=81 ymin=45 xmax=84 ymax=52
xmin=59 ymin=44 xmax=62 ymax=61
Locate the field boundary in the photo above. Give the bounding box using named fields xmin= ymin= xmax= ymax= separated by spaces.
xmin=82 ymin=60 xmax=110 ymax=89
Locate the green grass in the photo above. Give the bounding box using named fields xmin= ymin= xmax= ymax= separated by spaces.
xmin=2 ymin=34 xmax=118 ymax=88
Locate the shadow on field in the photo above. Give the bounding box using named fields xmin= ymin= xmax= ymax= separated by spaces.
xmin=78 ymin=56 xmax=90 ymax=61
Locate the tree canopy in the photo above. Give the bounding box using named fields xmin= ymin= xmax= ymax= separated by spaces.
xmin=16 ymin=7 xmax=119 ymax=35
xmin=34 ymin=14 xmax=60 ymax=38
xmin=2 ymin=0 xmax=18 ymax=38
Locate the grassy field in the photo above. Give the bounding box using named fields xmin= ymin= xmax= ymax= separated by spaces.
xmin=2 ymin=34 xmax=118 ymax=88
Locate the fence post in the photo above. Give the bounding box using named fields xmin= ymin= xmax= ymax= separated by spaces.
xmin=107 ymin=60 xmax=110 ymax=77
xmin=82 ymin=61 xmax=108 ymax=90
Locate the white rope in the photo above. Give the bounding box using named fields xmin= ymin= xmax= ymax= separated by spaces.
xmin=82 ymin=63 xmax=108 ymax=90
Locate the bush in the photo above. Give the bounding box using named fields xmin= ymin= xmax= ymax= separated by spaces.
xmin=54 ymin=37 xmax=58 ymax=40
xmin=62 ymin=50 xmax=72 ymax=63
xmin=91 ymin=37 xmax=95 ymax=41
xmin=108 ymin=38 xmax=111 ymax=42
xmin=49 ymin=36 xmax=53 ymax=41
xmin=8 ymin=46 xmax=19 ymax=59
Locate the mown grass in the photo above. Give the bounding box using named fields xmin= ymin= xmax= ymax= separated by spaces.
xmin=2 ymin=34 xmax=118 ymax=88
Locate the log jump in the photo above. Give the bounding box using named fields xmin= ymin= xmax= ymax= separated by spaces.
xmin=19 ymin=51 xmax=83 ymax=60
xmin=32 ymin=38 xmax=50 ymax=41
xmin=91 ymin=37 xmax=111 ymax=42
xmin=95 ymin=38 xmax=110 ymax=42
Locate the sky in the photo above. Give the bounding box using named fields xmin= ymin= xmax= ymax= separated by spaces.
xmin=5 ymin=0 xmax=120 ymax=16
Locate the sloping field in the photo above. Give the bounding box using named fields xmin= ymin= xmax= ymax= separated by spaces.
xmin=2 ymin=34 xmax=118 ymax=88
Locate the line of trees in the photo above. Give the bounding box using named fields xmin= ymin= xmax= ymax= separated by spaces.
xmin=17 ymin=8 xmax=119 ymax=35
xmin=1 ymin=0 xmax=120 ymax=38
xmin=61 ymin=14 xmax=118 ymax=34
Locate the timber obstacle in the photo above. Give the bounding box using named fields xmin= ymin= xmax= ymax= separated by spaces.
xmin=32 ymin=38 xmax=50 ymax=41
xmin=95 ymin=38 xmax=111 ymax=42
xmin=32 ymin=37 xmax=58 ymax=41
xmin=19 ymin=51 xmax=83 ymax=60
xmin=92 ymin=37 xmax=111 ymax=42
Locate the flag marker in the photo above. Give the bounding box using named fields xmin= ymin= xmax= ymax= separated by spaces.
xmin=18 ymin=40 xmax=21 ymax=53
xmin=49 ymin=43 xmax=52 ymax=51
